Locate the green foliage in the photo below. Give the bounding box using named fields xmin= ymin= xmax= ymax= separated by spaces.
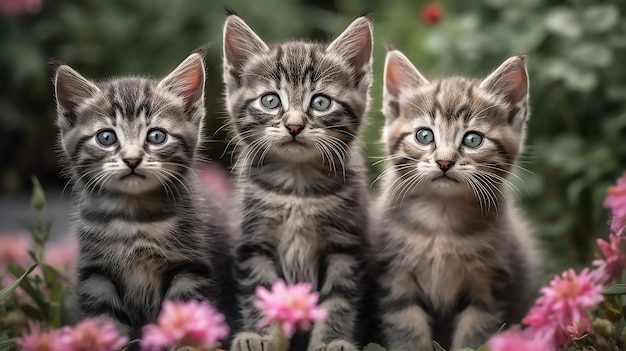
xmin=0 ymin=264 xmax=36 ymax=304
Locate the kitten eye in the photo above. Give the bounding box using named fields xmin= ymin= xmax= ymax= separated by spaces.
xmin=310 ymin=95 xmax=332 ymax=112
xmin=147 ymin=129 xmax=167 ymax=145
xmin=261 ymin=93 xmax=281 ymax=109
xmin=462 ymin=132 xmax=483 ymax=148
xmin=415 ymin=129 xmax=434 ymax=145
xmin=96 ymin=129 xmax=117 ymax=146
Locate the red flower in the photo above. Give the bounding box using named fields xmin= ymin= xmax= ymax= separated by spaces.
xmin=420 ymin=2 xmax=444 ymax=26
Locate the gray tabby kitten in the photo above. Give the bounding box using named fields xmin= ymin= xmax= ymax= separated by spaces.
xmin=222 ymin=13 xmax=373 ymax=351
xmin=55 ymin=53 xmax=239 ymax=343
xmin=373 ymin=48 xmax=539 ymax=351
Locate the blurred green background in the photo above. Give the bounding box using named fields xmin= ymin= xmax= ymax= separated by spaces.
xmin=1 ymin=0 xmax=625 ymax=276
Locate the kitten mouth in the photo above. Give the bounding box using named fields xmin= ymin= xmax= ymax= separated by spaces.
xmin=120 ymin=172 xmax=146 ymax=180
xmin=433 ymin=174 xmax=459 ymax=183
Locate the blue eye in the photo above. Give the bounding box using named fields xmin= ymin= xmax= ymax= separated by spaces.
xmin=261 ymin=93 xmax=281 ymax=109
xmin=147 ymin=129 xmax=167 ymax=145
xmin=462 ymin=132 xmax=483 ymax=148
xmin=96 ymin=129 xmax=117 ymax=146
xmin=311 ymin=95 xmax=332 ymax=111
xmin=415 ymin=129 xmax=434 ymax=145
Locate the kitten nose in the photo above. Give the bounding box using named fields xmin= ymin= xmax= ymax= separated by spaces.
xmin=285 ymin=123 xmax=304 ymax=136
xmin=123 ymin=158 xmax=142 ymax=170
xmin=436 ymin=160 xmax=455 ymax=172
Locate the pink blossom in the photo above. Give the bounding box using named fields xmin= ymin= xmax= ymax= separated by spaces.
xmin=17 ymin=321 xmax=65 ymax=351
xmin=255 ymin=280 xmax=327 ymax=338
xmin=0 ymin=0 xmax=41 ymax=15
xmin=140 ymin=300 xmax=229 ymax=351
xmin=59 ymin=319 xmax=128 ymax=351
xmin=45 ymin=236 xmax=79 ymax=276
xmin=488 ymin=328 xmax=554 ymax=351
xmin=197 ymin=163 xmax=232 ymax=198
xmin=605 ymin=173 xmax=626 ymax=235
xmin=592 ymin=233 xmax=626 ymax=283
xmin=523 ymin=268 xmax=603 ymax=346
xmin=0 ymin=232 xmax=33 ymax=270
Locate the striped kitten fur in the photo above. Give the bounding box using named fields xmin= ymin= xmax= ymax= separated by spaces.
xmin=55 ymin=53 xmax=239 ymax=344
xmin=222 ymin=13 xmax=374 ymax=351
xmin=373 ymin=49 xmax=539 ymax=350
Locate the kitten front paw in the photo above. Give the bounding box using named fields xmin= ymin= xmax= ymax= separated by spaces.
xmin=231 ymin=331 xmax=277 ymax=351
xmin=310 ymin=340 xmax=358 ymax=351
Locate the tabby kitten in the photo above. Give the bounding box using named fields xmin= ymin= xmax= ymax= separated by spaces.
xmin=374 ymin=48 xmax=539 ymax=351
xmin=55 ymin=53 xmax=239 ymax=343
xmin=222 ymin=13 xmax=373 ymax=351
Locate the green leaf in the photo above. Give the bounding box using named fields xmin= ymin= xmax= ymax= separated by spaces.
xmin=0 ymin=263 xmax=37 ymax=303
xmin=433 ymin=340 xmax=447 ymax=351
xmin=603 ymin=284 xmax=626 ymax=295
xmin=0 ymin=337 xmax=18 ymax=350
xmin=7 ymin=264 xmax=48 ymax=314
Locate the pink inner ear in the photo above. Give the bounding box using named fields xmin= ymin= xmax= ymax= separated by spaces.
xmin=385 ymin=58 xmax=404 ymax=98
xmin=178 ymin=64 xmax=204 ymax=109
xmin=507 ymin=65 xmax=528 ymax=103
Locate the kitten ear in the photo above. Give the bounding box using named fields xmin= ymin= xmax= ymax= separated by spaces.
xmin=158 ymin=53 xmax=206 ymax=113
xmin=383 ymin=48 xmax=429 ymax=121
xmin=54 ymin=65 xmax=100 ymax=128
xmin=479 ymin=54 xmax=529 ymax=128
xmin=223 ymin=15 xmax=269 ymax=80
xmin=326 ymin=15 xmax=373 ymax=83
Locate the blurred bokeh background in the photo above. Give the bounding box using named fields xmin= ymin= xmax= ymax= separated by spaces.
xmin=0 ymin=0 xmax=625 ymax=277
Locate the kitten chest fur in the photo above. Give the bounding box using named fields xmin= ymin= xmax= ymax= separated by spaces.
xmin=382 ymin=194 xmax=507 ymax=311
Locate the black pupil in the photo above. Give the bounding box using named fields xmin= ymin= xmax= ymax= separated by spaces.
xmin=265 ymin=95 xmax=276 ymax=106
xmin=151 ymin=131 xmax=164 ymax=142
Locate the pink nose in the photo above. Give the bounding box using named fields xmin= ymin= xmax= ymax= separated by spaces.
xmin=123 ymin=158 xmax=142 ymax=169
xmin=286 ymin=123 xmax=304 ymax=136
xmin=436 ymin=160 xmax=454 ymax=171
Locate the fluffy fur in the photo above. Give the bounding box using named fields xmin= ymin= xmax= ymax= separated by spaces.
xmin=55 ymin=53 xmax=239 ymax=345
xmin=222 ymin=13 xmax=374 ymax=351
xmin=373 ymin=49 xmax=539 ymax=350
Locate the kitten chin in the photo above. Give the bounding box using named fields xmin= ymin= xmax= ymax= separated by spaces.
xmin=374 ymin=48 xmax=539 ymax=351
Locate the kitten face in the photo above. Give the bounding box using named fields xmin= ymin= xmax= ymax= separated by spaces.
xmin=382 ymin=50 xmax=529 ymax=198
xmin=55 ymin=54 xmax=205 ymax=195
xmin=222 ymin=15 xmax=372 ymax=164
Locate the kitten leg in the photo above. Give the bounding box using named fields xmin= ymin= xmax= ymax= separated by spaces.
xmin=378 ymin=272 xmax=432 ymax=351
xmin=308 ymin=244 xmax=364 ymax=351
xmin=76 ymin=267 xmax=132 ymax=336
xmin=450 ymin=302 xmax=502 ymax=350
xmin=231 ymin=240 xmax=282 ymax=351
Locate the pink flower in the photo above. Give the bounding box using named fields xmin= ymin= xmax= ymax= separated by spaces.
xmin=45 ymin=236 xmax=79 ymax=276
xmin=17 ymin=321 xmax=65 ymax=351
xmin=523 ymin=268 xmax=603 ymax=346
xmin=0 ymin=0 xmax=41 ymax=15
xmin=197 ymin=163 xmax=232 ymax=198
xmin=592 ymin=233 xmax=626 ymax=283
xmin=141 ymin=300 xmax=229 ymax=351
xmin=488 ymin=328 xmax=554 ymax=351
xmin=605 ymin=173 xmax=626 ymax=235
xmin=59 ymin=319 xmax=128 ymax=351
xmin=255 ymin=280 xmax=327 ymax=338
xmin=0 ymin=232 xmax=33 ymax=270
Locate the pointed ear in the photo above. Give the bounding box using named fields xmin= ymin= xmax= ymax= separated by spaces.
xmin=55 ymin=65 xmax=100 ymax=128
xmin=158 ymin=53 xmax=205 ymax=112
xmin=223 ymin=15 xmax=268 ymax=79
xmin=382 ymin=49 xmax=429 ymax=121
xmin=479 ymin=54 xmax=529 ymax=127
xmin=326 ymin=16 xmax=373 ymax=83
